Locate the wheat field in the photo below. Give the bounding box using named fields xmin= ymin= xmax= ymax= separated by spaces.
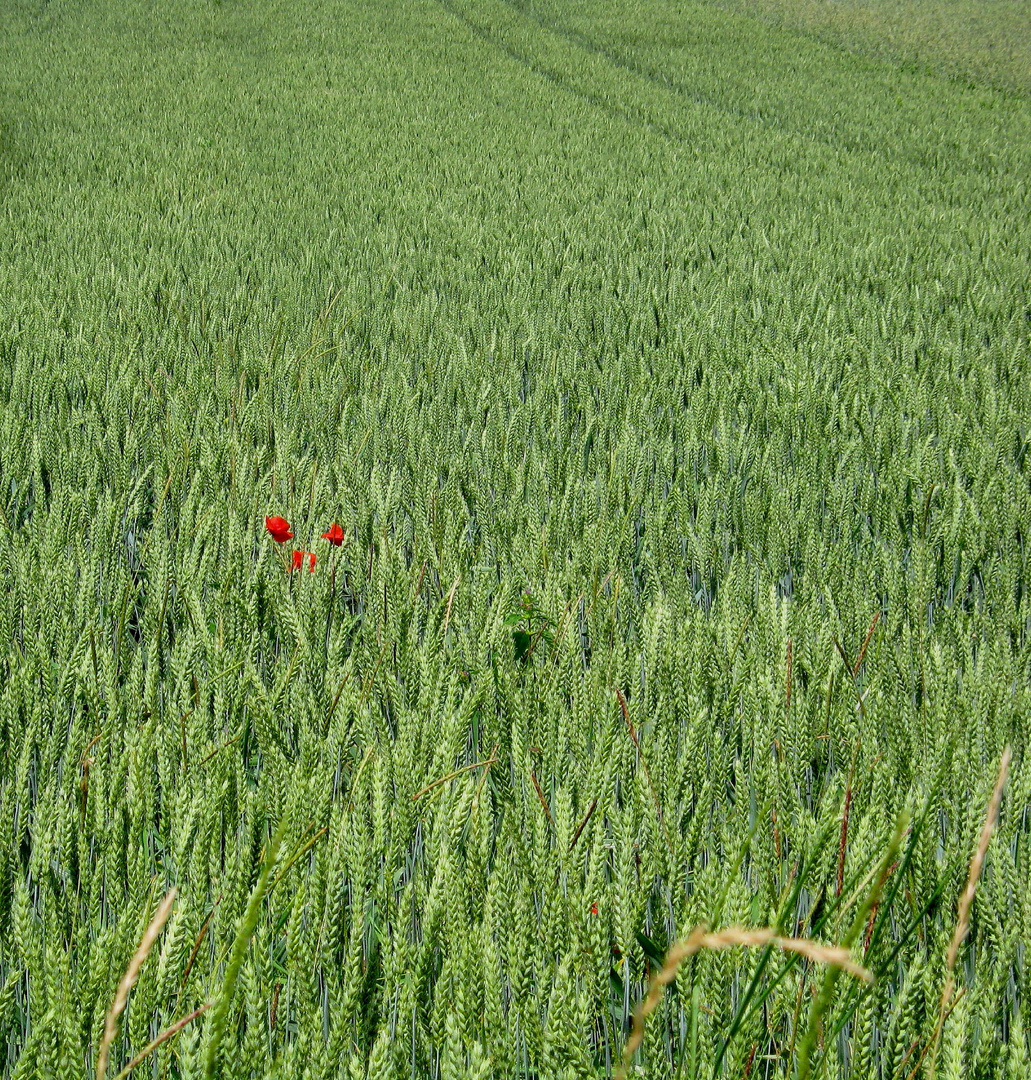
xmin=0 ymin=0 xmax=1029 ymax=1077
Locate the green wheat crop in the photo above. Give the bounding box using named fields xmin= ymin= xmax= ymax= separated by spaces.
xmin=0 ymin=0 xmax=1028 ymax=1077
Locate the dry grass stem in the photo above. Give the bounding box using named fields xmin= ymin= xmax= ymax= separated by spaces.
xmin=776 ymin=936 xmax=872 ymax=982
xmin=442 ymin=574 xmax=460 ymax=638
xmin=413 ymin=559 xmax=428 ymax=599
xmin=472 ymin=742 xmax=500 ymax=807
xmin=412 ymin=750 xmax=500 ymax=800
xmin=110 ymin=1003 xmax=211 ymax=1080
xmin=616 ymin=924 xmax=872 ymax=1080
xmin=176 ymin=903 xmax=216 ymax=1004
xmin=197 ymin=732 xmax=241 ymax=768
xmin=615 ymin=687 xmax=676 ymax=859
xmin=530 ymin=768 xmax=554 ymax=825
xmin=569 ymin=797 xmax=598 ymax=851
xmin=946 ymin=745 xmax=1011 ymax=973
xmin=926 ymin=745 xmax=1011 ymax=1078
xmin=853 ymin=610 xmax=881 ymax=675
xmin=326 ymin=674 xmax=350 ymax=727
xmin=97 ymin=888 xmax=177 ymax=1080
xmin=906 ymin=988 xmax=966 ymax=1080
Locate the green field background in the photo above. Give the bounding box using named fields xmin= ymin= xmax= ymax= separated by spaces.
xmin=717 ymin=0 xmax=1031 ymax=93
xmin=0 ymin=1 xmax=1029 ymax=1077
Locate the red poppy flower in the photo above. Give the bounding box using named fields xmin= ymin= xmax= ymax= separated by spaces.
xmin=265 ymin=516 xmax=293 ymax=543
xmin=321 ymin=523 xmax=344 ymax=546
xmin=290 ymin=551 xmax=317 ymax=573
xmin=590 ymin=903 xmax=598 ymax=916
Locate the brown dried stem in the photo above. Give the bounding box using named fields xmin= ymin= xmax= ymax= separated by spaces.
xmin=925 ymin=746 xmax=1011 ymax=1078
xmin=530 ymin=768 xmax=554 ymax=826
xmin=615 ymin=687 xmax=676 ymax=859
xmin=412 ymin=751 xmax=500 ymax=801
xmin=97 ymin=889 xmax=177 ymax=1080
xmin=853 ymin=611 xmax=881 ymax=676
xmin=569 ymin=798 xmax=598 ymax=852
xmin=442 ymin=575 xmax=460 ymax=638
xmin=110 ymin=1004 xmax=210 ymax=1080
xmin=616 ymin=925 xmax=871 ymax=1080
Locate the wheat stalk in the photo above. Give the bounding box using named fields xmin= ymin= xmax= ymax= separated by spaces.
xmin=202 ymin=817 xmax=288 ymax=1080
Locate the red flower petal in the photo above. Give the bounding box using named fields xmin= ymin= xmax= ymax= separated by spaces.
xmin=266 ymin=516 xmax=293 ymax=543
xmin=291 ymin=550 xmax=304 ymax=572
xmin=308 ymin=552 xmax=317 ymax=572
xmin=320 ymin=523 xmax=344 ymax=546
